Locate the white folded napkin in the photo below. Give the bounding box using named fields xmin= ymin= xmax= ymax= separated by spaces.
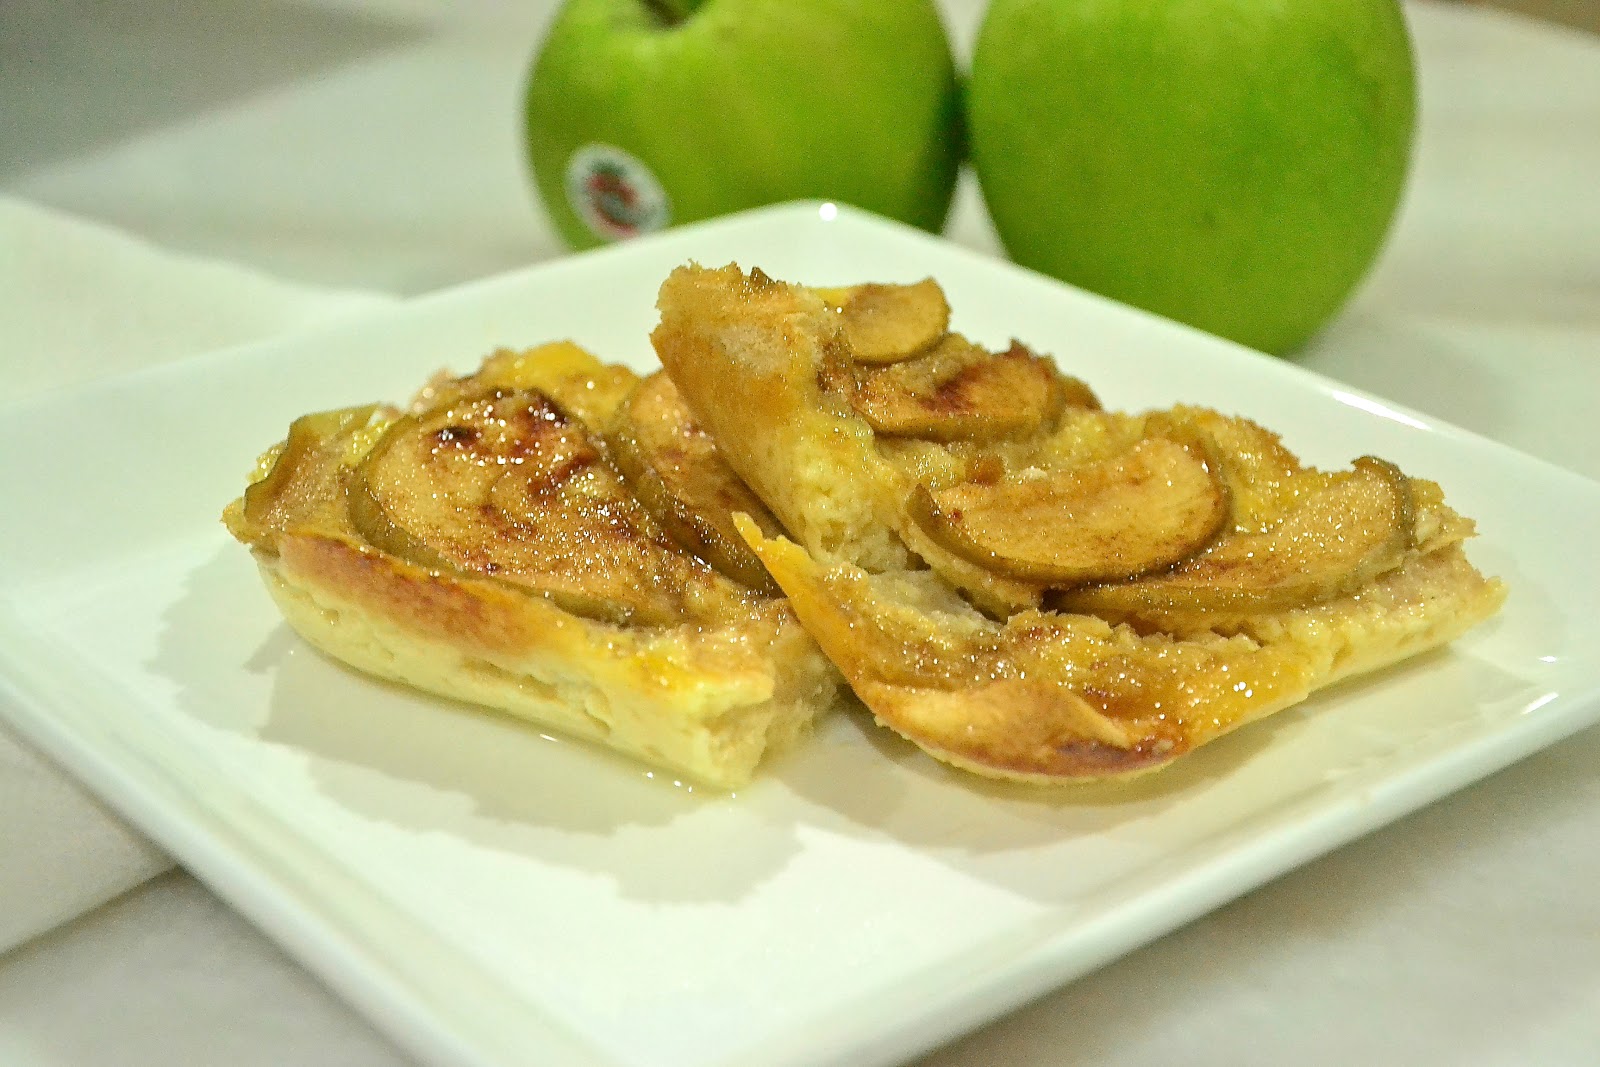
xmin=0 ymin=196 xmax=393 ymax=952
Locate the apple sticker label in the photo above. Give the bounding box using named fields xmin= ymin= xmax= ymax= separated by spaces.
xmin=564 ymin=144 xmax=671 ymax=242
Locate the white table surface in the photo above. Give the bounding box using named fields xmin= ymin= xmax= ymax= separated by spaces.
xmin=3 ymin=1 xmax=1598 ymax=1064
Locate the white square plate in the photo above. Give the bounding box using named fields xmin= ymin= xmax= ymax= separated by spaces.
xmin=2 ymin=203 xmax=1597 ymax=1067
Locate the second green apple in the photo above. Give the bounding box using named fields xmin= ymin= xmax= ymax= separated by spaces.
xmin=967 ymin=0 xmax=1417 ymax=355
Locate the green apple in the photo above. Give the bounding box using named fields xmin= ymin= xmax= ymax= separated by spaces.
xmin=967 ymin=0 xmax=1417 ymax=355
xmin=524 ymin=0 xmax=962 ymax=249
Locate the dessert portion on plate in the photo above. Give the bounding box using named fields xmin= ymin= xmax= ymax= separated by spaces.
xmin=653 ymin=264 xmax=1507 ymax=782
xmin=222 ymin=342 xmax=841 ymax=790
xmin=225 ymin=261 xmax=1504 ymax=790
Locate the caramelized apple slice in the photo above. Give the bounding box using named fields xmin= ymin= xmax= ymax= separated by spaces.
xmin=606 ymin=371 xmax=783 ymax=594
xmin=854 ymin=336 xmax=1080 ymax=441
xmin=1058 ymin=456 xmax=1415 ymax=623
xmin=819 ymin=278 xmax=950 ymax=363
xmin=240 ymin=404 xmax=380 ymax=531
xmin=349 ymin=387 xmax=745 ymax=625
xmin=907 ymin=434 xmax=1228 ymax=584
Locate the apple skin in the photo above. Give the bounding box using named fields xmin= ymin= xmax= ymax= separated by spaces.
xmin=967 ymin=0 xmax=1416 ymax=355
xmin=525 ymin=0 xmax=962 ymax=249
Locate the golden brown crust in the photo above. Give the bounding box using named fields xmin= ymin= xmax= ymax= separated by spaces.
xmin=257 ymin=537 xmax=839 ymax=789
xmin=278 ymin=532 xmax=541 ymax=657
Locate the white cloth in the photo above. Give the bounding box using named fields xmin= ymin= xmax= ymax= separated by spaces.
xmin=0 ymin=196 xmax=390 ymax=954
xmin=0 ymin=726 xmax=167 ymax=956
xmin=0 ymin=2 xmax=1598 ymax=1066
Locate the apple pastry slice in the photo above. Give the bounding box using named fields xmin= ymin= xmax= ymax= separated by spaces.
xmin=223 ymin=342 xmax=840 ymax=789
xmin=653 ymin=263 xmax=1506 ymax=781
xmin=739 ymin=515 xmax=1503 ymax=780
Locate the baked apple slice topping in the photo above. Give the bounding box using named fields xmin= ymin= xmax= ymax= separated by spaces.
xmin=907 ymin=433 xmax=1230 ymax=584
xmin=349 ymin=386 xmax=745 ymax=625
xmin=818 ymin=278 xmax=950 ymax=363
xmin=1056 ymin=455 xmax=1416 ymax=624
xmin=853 ymin=336 xmax=1085 ymax=441
xmin=606 ymin=370 xmax=784 ymax=594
